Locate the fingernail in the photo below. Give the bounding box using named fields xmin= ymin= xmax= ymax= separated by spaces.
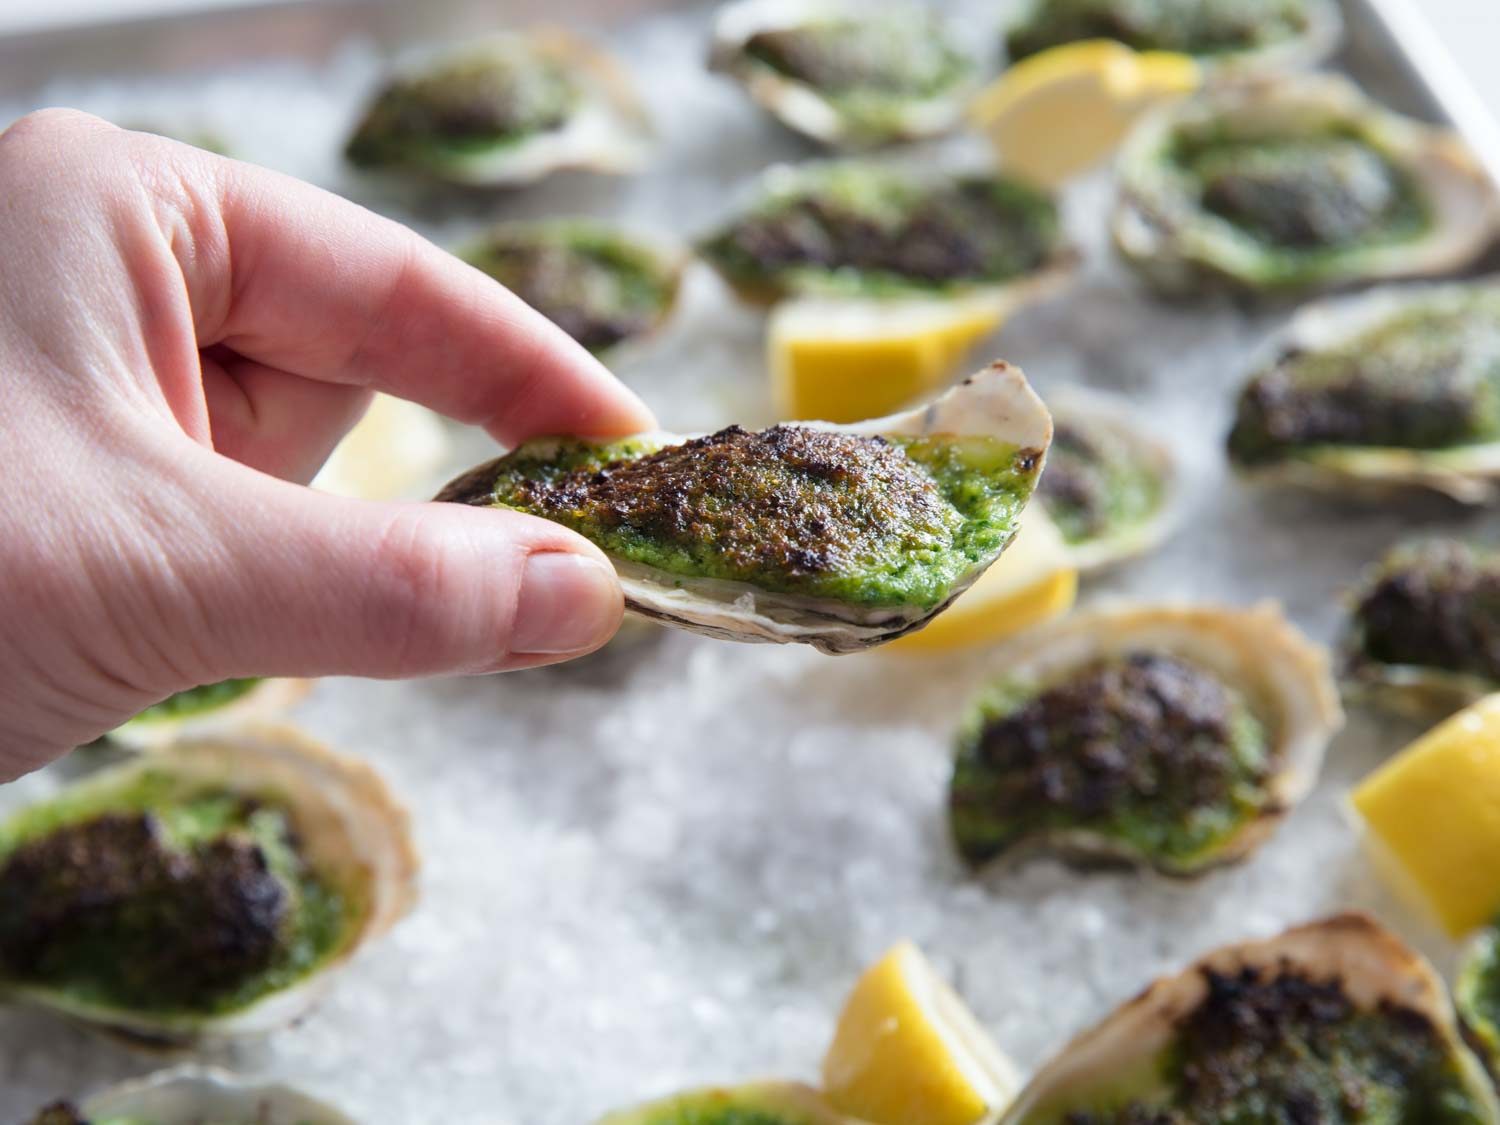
xmin=511 ymin=552 xmax=621 ymax=655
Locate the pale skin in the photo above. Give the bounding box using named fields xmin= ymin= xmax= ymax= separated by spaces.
xmin=0 ymin=109 xmax=657 ymax=780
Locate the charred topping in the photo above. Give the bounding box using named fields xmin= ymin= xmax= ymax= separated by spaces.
xmin=463 ymin=227 xmax=670 ymax=356
xmin=346 ymin=50 xmax=579 ymax=167
xmin=1007 ymin=0 xmax=1314 ymax=61
xmin=1039 ymin=417 xmax=1160 ymax=546
xmin=742 ymin=13 xmax=964 ymax=97
xmin=701 ymin=168 xmax=1059 ymax=296
xmin=23 ymin=1105 xmax=87 ymax=1125
xmin=1228 ymin=303 xmax=1500 ymax=465
xmin=0 ymin=811 xmax=288 ymax=1010
xmin=1062 ymin=965 xmax=1485 ymax=1123
xmin=1350 ymin=540 xmax=1500 ymax=682
xmin=951 ymin=652 xmax=1270 ymax=868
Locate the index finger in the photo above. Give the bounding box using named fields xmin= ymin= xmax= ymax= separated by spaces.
xmin=183 ymin=154 xmax=656 ymax=444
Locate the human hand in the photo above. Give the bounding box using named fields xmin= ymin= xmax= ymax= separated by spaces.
xmin=0 ymin=109 xmax=656 ymax=780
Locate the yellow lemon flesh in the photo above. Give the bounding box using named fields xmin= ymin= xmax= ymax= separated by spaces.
xmin=1352 ymin=694 xmax=1500 ymax=937
xmin=314 ymin=393 xmax=451 ymax=501
xmin=823 ymin=941 xmax=1020 ymax=1125
xmin=887 ymin=505 xmax=1077 ymax=653
xmin=971 ymin=40 xmax=1201 ymax=188
xmin=769 ymin=294 xmax=1006 ymax=425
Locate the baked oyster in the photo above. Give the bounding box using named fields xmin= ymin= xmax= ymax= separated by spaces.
xmin=1341 ymin=539 xmax=1500 ymax=718
xmin=1000 ymin=914 xmax=1500 ymax=1123
xmin=28 ymin=1066 xmax=354 ymax=1125
xmin=1114 ymin=75 xmax=1496 ymax=295
xmin=710 ymin=0 xmax=978 ymax=149
xmin=459 ymin=219 xmax=684 ymax=360
xmin=1037 ymin=392 xmax=1176 ymax=572
xmin=105 ymin=678 xmax=309 ymax=752
xmin=1005 ymin=0 xmax=1342 ymax=74
xmin=598 ymin=1082 xmax=855 ymax=1125
xmin=699 ymin=161 xmax=1075 ymax=304
xmin=1458 ymin=920 xmax=1500 ymax=1080
xmin=438 ymin=361 xmax=1051 ymax=654
xmin=950 ymin=603 xmax=1341 ymax=875
xmin=0 ymin=725 xmax=417 ymax=1044
xmin=345 ymin=30 xmax=650 ymax=186
xmin=1228 ymin=281 xmax=1500 ymax=501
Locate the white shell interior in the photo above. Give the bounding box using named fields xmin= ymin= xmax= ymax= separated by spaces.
xmin=81 ymin=1066 xmax=355 ymax=1125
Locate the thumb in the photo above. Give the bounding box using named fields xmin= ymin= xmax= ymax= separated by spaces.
xmin=179 ymin=462 xmax=624 ymax=681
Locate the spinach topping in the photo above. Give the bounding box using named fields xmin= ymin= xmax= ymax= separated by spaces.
xmin=126 ymin=678 xmax=261 ymax=725
xmin=462 ymin=223 xmax=673 ymax=356
xmin=1348 ymin=540 xmax=1500 ymax=684
xmin=346 ymin=48 xmax=579 ymax=169
xmin=700 ymin=165 xmax=1061 ymax=298
xmin=1229 ymin=299 xmax=1500 ymax=465
xmin=1051 ymin=966 xmax=1490 ymax=1124
xmin=455 ymin=428 xmax=1039 ymax=610
xmin=0 ymin=773 xmax=348 ymax=1016
xmin=1039 ymin=417 xmax=1162 ymax=547
xmin=1457 ymin=921 xmax=1500 ymax=1077
xmin=951 ymin=652 xmax=1271 ymax=868
xmin=1006 ymin=0 xmax=1315 ymax=61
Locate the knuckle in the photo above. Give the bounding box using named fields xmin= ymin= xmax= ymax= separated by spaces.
xmin=362 ymin=509 xmax=457 ymax=670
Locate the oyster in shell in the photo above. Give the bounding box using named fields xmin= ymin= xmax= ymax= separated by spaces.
xmin=104 ymin=677 xmax=310 ymax=752
xmin=1341 ymin=538 xmax=1500 ymax=718
xmin=1114 ymin=75 xmax=1496 ymax=295
xmin=950 ymin=602 xmax=1341 ymax=875
xmin=710 ymin=0 xmax=978 ymax=149
xmin=1005 ymin=0 xmax=1343 ymax=75
xmin=1037 ymin=391 xmax=1177 ymax=572
xmin=598 ymin=1081 xmax=858 ymax=1124
xmin=345 ymin=30 xmax=650 ymax=186
xmin=699 ymin=161 xmax=1076 ymax=305
xmin=28 ymin=1066 xmax=354 ymax=1125
xmin=458 ymin=219 xmax=684 ymax=360
xmin=1000 ymin=914 xmax=1500 ymax=1123
xmin=438 ymin=361 xmax=1051 ymax=654
xmin=0 ymin=725 xmax=417 ymax=1044
xmin=1458 ymin=920 xmax=1500 ymax=1081
xmin=1228 ymin=280 xmax=1500 ymax=502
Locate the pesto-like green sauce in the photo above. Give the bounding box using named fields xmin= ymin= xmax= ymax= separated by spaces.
xmin=0 ymin=771 xmax=352 ymax=1017
xmin=345 ymin=47 xmax=580 ymax=171
xmin=469 ymin=429 xmax=1038 ymax=610
xmin=950 ymin=652 xmax=1271 ymax=869
xmin=1457 ymin=921 xmax=1500 ymax=1075
xmin=1025 ymin=966 xmax=1492 ymax=1123
xmin=1039 ymin=416 xmax=1163 ymax=547
xmin=124 ymin=678 xmax=261 ymax=725
xmin=700 ymin=164 xmax=1061 ymax=299
xmin=1006 ymin=0 xmax=1315 ymax=61
xmin=640 ymin=1112 xmax=802 ymax=1125
xmin=462 ymin=222 xmax=673 ymax=357
xmin=1229 ymin=296 xmax=1500 ymax=465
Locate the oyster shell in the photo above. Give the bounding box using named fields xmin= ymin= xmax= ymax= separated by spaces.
xmin=438 ymin=361 xmax=1052 ymax=654
xmin=1340 ymin=538 xmax=1500 ymax=718
xmin=1000 ymin=914 xmax=1500 ymax=1123
xmin=28 ymin=1066 xmax=356 ymax=1125
xmin=1113 ymin=75 xmax=1496 ymax=295
xmin=710 ymin=0 xmax=978 ymax=149
xmin=0 ymin=724 xmax=417 ymax=1045
xmin=698 ymin=160 xmax=1076 ymax=306
xmin=1005 ymin=0 xmax=1343 ymax=76
xmin=950 ymin=602 xmax=1341 ymax=875
xmin=105 ymin=677 xmax=310 ymax=752
xmin=1038 ymin=390 xmax=1177 ymax=573
xmin=1228 ymin=280 xmax=1500 ymax=502
xmin=345 ymin=30 xmax=650 ymax=187
xmin=597 ymin=1081 xmax=860 ymax=1124
xmin=458 ymin=218 xmax=685 ymax=361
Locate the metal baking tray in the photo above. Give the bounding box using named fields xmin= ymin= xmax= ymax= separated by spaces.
xmin=2 ymin=2 xmax=1499 ymax=1122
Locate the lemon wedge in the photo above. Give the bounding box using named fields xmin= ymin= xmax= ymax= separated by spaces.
xmin=887 ymin=505 xmax=1076 ymax=653
xmin=314 ymin=393 xmax=452 ymax=501
xmin=823 ymin=941 xmax=1020 ymax=1125
xmin=1352 ymin=694 xmax=1500 ymax=938
xmin=971 ymin=40 xmax=1201 ymax=188
xmin=769 ymin=294 xmax=1007 ymax=425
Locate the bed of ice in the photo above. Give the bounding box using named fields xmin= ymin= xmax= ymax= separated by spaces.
xmin=1 ymin=1 xmax=1495 ymax=1121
